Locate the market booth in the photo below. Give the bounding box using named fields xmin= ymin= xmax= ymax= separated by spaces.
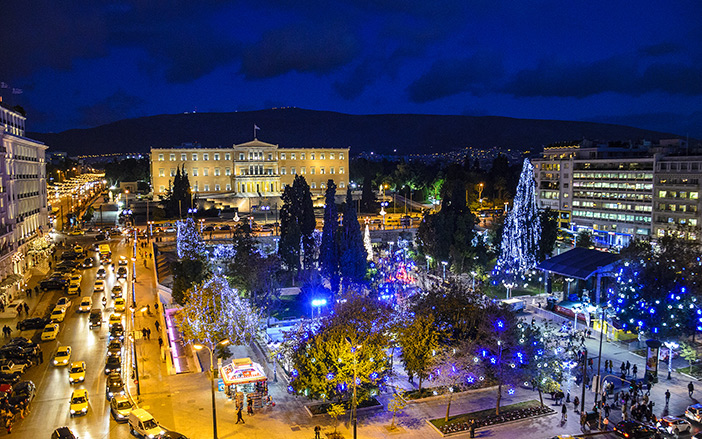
xmin=219 ymin=357 xmax=269 ymax=409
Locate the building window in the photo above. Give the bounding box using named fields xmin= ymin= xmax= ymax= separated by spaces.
xmin=203 ymin=153 xmax=209 ymax=161
xmin=225 ymin=153 xmax=231 ymax=160
xmin=203 ymin=168 xmax=209 ymax=176
xmin=301 ymin=167 xmax=306 ymax=174
xmin=225 ymin=168 xmax=231 ymax=176
xmin=193 ymin=184 xmax=199 ymax=192
xmin=301 ymin=153 xmax=306 ymax=160
xmin=291 ymin=167 xmax=296 ymax=175
xmin=340 ymin=152 xmax=344 ymax=159
xmin=159 ymin=169 xmax=165 ymax=177
xmin=339 ymin=182 xmax=345 ymax=188
xmin=214 ymin=153 xmax=220 ymax=161
xmin=320 ymin=167 xmax=325 ymax=174
xmin=204 ymin=184 xmax=210 ymax=191
xmin=321 ymin=182 xmax=326 ymax=189
xmin=215 ymin=184 xmax=220 ymax=191
xmin=159 ymin=185 xmax=165 ymax=192
xmin=249 ymin=152 xmax=253 ymax=160
xmin=330 ymin=167 xmax=335 ymax=174
xmin=310 ymin=167 xmax=315 ymax=174
xmin=170 ymin=169 xmax=176 ymax=177
xmin=280 ymin=153 xmax=286 ymax=160
xmin=158 ymin=154 xmax=164 ymax=161
xmin=192 ymin=168 xmax=198 ymax=176
xmin=214 ymin=168 xmax=220 ymax=176
xmin=291 ymin=153 xmax=296 ymax=160
xmin=268 ymin=153 xmax=272 ymax=161
xmin=281 ymin=167 xmax=286 ymax=175
xmin=311 ymin=153 xmax=315 ymax=160
xmin=192 ymin=153 xmax=198 ymax=161
xmin=311 ymin=182 xmax=316 ymax=189
xmin=320 ymin=153 xmax=325 ymax=160
xmin=226 ymin=184 xmax=231 ymax=191
xmin=170 ymin=154 xmax=175 ymax=161
xmin=181 ymin=153 xmax=187 ymax=161
xmin=330 ymin=153 xmax=335 ymax=160
xmin=339 ymin=167 xmax=345 ymax=174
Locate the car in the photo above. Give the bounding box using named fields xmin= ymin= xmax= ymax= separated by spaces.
xmin=118 ymin=256 xmax=128 ymax=266
xmin=67 ymin=284 xmax=81 ymax=296
xmin=56 ymin=297 xmax=72 ymax=308
xmin=68 ymin=229 xmax=84 ymax=236
xmin=105 ymin=372 xmax=125 ymax=400
xmin=57 ymin=259 xmax=80 ymax=268
xmin=161 ymin=431 xmax=190 ymax=439
xmin=96 ymin=267 xmax=107 ymax=279
xmin=109 ymin=323 xmax=124 ymax=341
xmin=41 ymin=323 xmax=60 ymax=341
xmin=17 ymin=317 xmax=50 ymax=331
xmin=60 ymin=251 xmax=81 ymax=260
xmin=105 ymin=355 xmax=121 ymax=374
xmin=81 ymin=257 xmax=94 ymax=268
xmin=113 ymin=298 xmax=125 ymax=313
xmin=101 ymin=255 xmax=112 ymax=264
xmin=109 ymin=314 xmax=123 ymax=326
xmin=51 ymin=427 xmax=78 ymax=439
xmin=53 ymin=346 xmax=72 ymax=366
xmin=73 ymin=245 xmax=83 ymax=254
xmin=203 ymin=226 xmax=215 ymax=232
xmin=686 ymin=404 xmax=702 ymax=423
xmin=69 ymin=274 xmax=82 ymax=284
xmin=69 ymin=388 xmax=89 ymax=416
xmin=9 ymin=380 xmax=35 ymax=408
xmin=93 ymin=281 xmax=105 ymax=294
xmin=117 ymin=266 xmax=128 ymax=279
xmin=613 ymin=420 xmax=658 ymax=439
xmin=95 ymin=233 xmax=107 ymax=241
xmin=128 ymin=408 xmax=166 ymax=438
xmin=50 ymin=307 xmax=67 ymax=323
xmin=219 ymin=225 xmax=231 ymax=231
xmin=0 ymin=373 xmax=19 ymax=385
xmin=78 ymin=296 xmax=92 ymax=312
xmin=0 ymin=360 xmax=27 ymax=376
xmin=106 ymin=340 xmax=122 ymax=357
xmin=110 ymin=394 xmax=133 ymax=422
xmin=88 ymin=311 xmax=103 ymax=331
xmin=40 ymin=277 xmax=68 ymax=291
xmin=68 ymin=361 xmax=86 ymax=383
xmin=111 ymin=285 xmax=123 ymax=298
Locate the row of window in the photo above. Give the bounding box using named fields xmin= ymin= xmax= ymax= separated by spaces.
xmin=657 ymin=190 xmax=699 ymax=200
xmin=281 ymin=167 xmax=343 ymax=175
xmin=572 ymin=200 xmax=652 ymax=212
xmin=659 ymin=162 xmax=702 ymax=171
xmin=157 ymin=151 xmax=346 ymax=162
xmin=654 ymin=216 xmax=699 ymax=226
xmin=572 ymin=191 xmax=652 ymax=202
xmin=158 ymin=168 xmax=231 ymax=177
xmin=658 ymin=178 xmax=700 ymax=185
xmin=572 ymin=210 xmax=651 ymax=223
xmin=573 ymin=172 xmax=653 ymax=180
xmin=573 ymin=181 xmax=653 ymax=191
xmin=157 ymin=180 xmax=347 ymax=193
xmin=655 ymin=203 xmax=698 ymax=213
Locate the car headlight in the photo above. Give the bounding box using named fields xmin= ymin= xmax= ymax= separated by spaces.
xmin=81 ymin=407 xmax=87 ymax=413
xmin=148 ymin=435 xmax=155 ymax=439
xmin=53 ymin=360 xmax=58 ymax=365
xmin=116 ymin=413 xmax=124 ymax=419
xmin=70 ymin=409 xmax=76 ymax=414
xmin=108 ymin=392 xmax=113 ymax=397
xmin=105 ymin=369 xmax=110 ymax=373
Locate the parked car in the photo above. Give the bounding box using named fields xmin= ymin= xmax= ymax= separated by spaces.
xmin=128 ymin=409 xmax=165 ymax=438
xmin=106 ymin=340 xmax=122 ymax=357
xmin=89 ymin=309 xmax=102 ymax=328
xmin=105 ymin=372 xmax=125 ymax=400
xmin=9 ymin=380 xmax=35 ymax=407
xmin=69 ymin=389 xmax=89 ymax=416
xmin=104 ymin=355 xmax=121 ymax=374
xmin=0 ymin=360 xmax=27 ymax=376
xmin=161 ymin=431 xmax=190 ymax=439
xmin=110 ymin=394 xmax=133 ymax=422
xmin=40 ymin=277 xmax=68 ymax=291
xmin=68 ymin=361 xmax=86 ymax=384
xmin=51 ymin=427 xmax=78 ymax=439
xmin=78 ymin=297 xmax=92 ymax=313
xmin=0 ymin=373 xmax=20 ymax=385
xmin=17 ymin=317 xmax=50 ymax=331
xmin=41 ymin=323 xmax=60 ymax=341
xmin=613 ymin=420 xmax=658 ymax=439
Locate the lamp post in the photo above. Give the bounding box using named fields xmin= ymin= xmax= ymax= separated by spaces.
xmin=470 ymin=271 xmax=477 ymax=290
xmin=188 ymin=207 xmax=197 ymax=217
xmin=380 ymin=202 xmax=388 ymax=228
xmin=572 ymin=304 xmax=583 ymax=333
xmin=593 ymin=305 xmax=610 ymax=411
xmin=261 ymin=205 xmax=270 ymax=224
xmin=425 ymin=255 xmax=431 ymax=272
xmin=344 ymin=338 xmax=361 ymax=439
xmin=663 ymin=341 xmax=679 ymax=380
xmin=441 ymin=261 xmax=448 ymax=281
xmin=194 ymin=339 xmax=230 ymax=439
xmin=311 ymin=298 xmax=326 ymax=320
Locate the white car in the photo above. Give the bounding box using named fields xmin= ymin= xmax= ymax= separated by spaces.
xmin=56 ymin=297 xmax=72 ymax=308
xmin=658 ymin=415 xmax=692 ymax=435
xmin=685 ymin=404 xmax=702 ymax=423
xmin=94 ymin=280 xmax=105 ymax=292
xmin=78 ymin=296 xmax=92 ymax=313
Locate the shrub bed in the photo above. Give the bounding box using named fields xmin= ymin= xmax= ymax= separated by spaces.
xmin=403 ymin=379 xmax=496 ymax=401
xmin=429 ymin=400 xmax=554 ymax=435
xmin=307 ymin=397 xmax=382 ymax=416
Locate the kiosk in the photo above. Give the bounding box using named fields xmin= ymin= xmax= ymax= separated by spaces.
xmin=219 ymin=357 xmax=269 ymax=409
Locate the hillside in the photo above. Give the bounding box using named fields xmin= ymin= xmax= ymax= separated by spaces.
xmin=29 ymin=108 xmax=685 ymax=156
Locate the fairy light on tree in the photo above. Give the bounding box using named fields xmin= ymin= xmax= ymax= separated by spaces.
xmin=364 ymin=224 xmax=373 ymax=261
xmin=495 ymin=158 xmax=541 ymax=295
xmin=177 ymin=217 xmax=206 ymax=259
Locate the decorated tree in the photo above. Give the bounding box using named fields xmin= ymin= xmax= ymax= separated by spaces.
xmin=363 ymin=224 xmax=373 ymax=261
xmin=430 ymin=347 xmax=468 ymax=422
xmin=413 ymin=283 xmax=483 ymax=342
xmin=339 ymin=187 xmax=367 ymax=288
xmin=320 ymin=180 xmax=340 ymax=294
xmin=495 ymin=158 xmax=540 ymax=281
xmin=176 ymin=217 xmax=206 ymax=259
xmin=172 ymin=216 xmax=209 ymax=305
xmin=396 ymin=313 xmax=444 ymax=394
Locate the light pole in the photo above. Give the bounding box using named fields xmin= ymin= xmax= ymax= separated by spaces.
xmin=345 ymin=338 xmax=361 ymax=439
xmin=380 ymin=202 xmax=388 ymax=228
xmin=441 ymin=261 xmax=448 ymax=281
xmin=261 ymin=205 xmax=270 ymax=224
xmin=425 ymin=255 xmax=431 ymax=272
xmin=470 ymin=271 xmax=477 ymax=290
xmin=194 ymin=339 xmax=230 ymax=439
xmin=478 ymin=183 xmax=484 ymax=209
xmin=593 ymin=305 xmax=610 ymax=410
xmin=663 ymin=341 xmax=679 ymax=380
xmin=311 ymin=298 xmax=326 ymax=320
xmin=572 ymin=304 xmax=583 ymax=333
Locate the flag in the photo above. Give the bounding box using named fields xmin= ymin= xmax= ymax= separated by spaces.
xmin=11 ymin=88 xmax=22 ymax=95
xmin=0 ymin=82 xmax=7 ymax=89
xmin=254 ymin=124 xmax=260 ymax=131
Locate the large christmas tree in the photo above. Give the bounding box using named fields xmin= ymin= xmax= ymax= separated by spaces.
xmin=496 ymin=158 xmax=541 ymax=280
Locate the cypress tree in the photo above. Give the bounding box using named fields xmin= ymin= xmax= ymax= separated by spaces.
xmin=320 ymin=180 xmax=340 ymax=294
xmin=339 ymin=187 xmax=366 ymax=288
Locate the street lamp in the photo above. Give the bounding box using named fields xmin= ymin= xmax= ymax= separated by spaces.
xmin=441 ymin=261 xmax=448 ymax=281
xmin=194 ymin=339 xmax=230 ymax=439
xmin=188 ymin=207 xmax=197 ymax=217
xmin=572 ymin=304 xmax=583 ymax=333
xmin=311 ymin=298 xmax=326 ymax=320
xmin=380 ymin=201 xmax=388 ymax=228
xmin=663 ymin=341 xmax=679 ymax=380
xmin=344 ymin=338 xmax=361 ymax=439
xmin=261 ymin=205 xmax=270 ymax=223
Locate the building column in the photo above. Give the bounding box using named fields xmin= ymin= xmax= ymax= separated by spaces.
xmin=595 ymin=272 xmax=602 ymax=305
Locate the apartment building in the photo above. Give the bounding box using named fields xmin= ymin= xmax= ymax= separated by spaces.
xmin=0 ymin=103 xmax=49 ymax=303
xmin=534 ymin=139 xmax=696 ymax=247
xmin=151 ymin=138 xmax=349 ymax=210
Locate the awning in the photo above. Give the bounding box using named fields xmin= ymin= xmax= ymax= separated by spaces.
xmin=219 ymin=357 xmax=267 ymax=386
xmin=0 ymin=274 xmax=22 ymax=289
xmin=536 ymin=247 xmax=618 ymax=280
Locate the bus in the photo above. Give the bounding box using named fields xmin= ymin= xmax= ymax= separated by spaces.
xmin=99 ymin=243 xmax=111 ymax=259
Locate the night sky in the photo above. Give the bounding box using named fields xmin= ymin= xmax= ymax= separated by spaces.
xmin=2 ymin=1 xmax=701 ymax=137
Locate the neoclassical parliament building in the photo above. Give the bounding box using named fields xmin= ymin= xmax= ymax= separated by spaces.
xmin=150 ymin=138 xmax=350 ymax=211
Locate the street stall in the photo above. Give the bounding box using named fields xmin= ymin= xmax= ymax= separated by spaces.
xmin=219 ymin=358 xmax=269 ymax=410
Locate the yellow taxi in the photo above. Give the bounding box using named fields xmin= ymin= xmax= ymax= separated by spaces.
xmin=68 ymin=361 xmax=86 ymax=383
xmin=50 ymin=307 xmax=67 ymax=323
xmin=69 ymin=389 xmax=89 ymax=416
xmin=108 ymin=314 xmax=123 ymax=326
xmin=113 ymin=298 xmax=126 ymax=313
xmin=53 ymin=346 xmax=72 ymax=366
xmin=41 ymin=323 xmax=60 ymax=341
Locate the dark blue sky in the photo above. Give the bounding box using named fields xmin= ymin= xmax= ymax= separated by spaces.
xmin=2 ymin=1 xmax=701 ymax=137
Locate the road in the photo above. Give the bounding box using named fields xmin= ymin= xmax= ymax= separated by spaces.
xmin=9 ymin=231 xmax=136 ymax=438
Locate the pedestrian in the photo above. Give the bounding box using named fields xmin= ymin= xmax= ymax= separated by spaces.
xmin=154 ymin=320 xmax=160 ymax=332
xmin=632 ymin=364 xmax=638 ymax=380
xmin=561 ymin=403 xmax=567 ymax=422
xmin=689 ymin=382 xmax=695 ymax=398
xmin=146 ymin=328 xmax=151 ymax=340
xmin=665 ymin=389 xmax=671 ymax=404
xmin=247 ymin=402 xmax=254 ymax=416
xmin=573 ymin=396 xmax=580 ymax=413
xmin=158 ymin=337 xmax=163 ymax=348
xmin=38 ymin=349 xmax=43 ymax=364
xmin=23 ymin=303 xmax=28 ymax=315
xmin=141 ymin=328 xmax=147 ymax=339
xmin=626 ymin=360 xmax=631 ymax=376
xmin=154 ymin=302 xmax=159 ymax=312
xmin=621 ymin=362 xmax=626 ymax=375
xmin=604 ymin=404 xmax=610 ymax=419
xmin=603 ymin=416 xmax=609 ymax=430
xmin=236 ymin=406 xmax=245 ymax=424
xmin=469 ymin=420 xmax=475 ymax=438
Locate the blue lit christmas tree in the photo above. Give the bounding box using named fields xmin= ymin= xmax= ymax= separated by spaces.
xmin=495 ymin=159 xmax=541 ymax=283
xmin=176 ymin=217 xmax=206 ymax=259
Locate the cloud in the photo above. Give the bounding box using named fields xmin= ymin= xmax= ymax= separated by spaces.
xmin=406 ymin=53 xmax=503 ymax=103
xmin=77 ymin=90 xmax=144 ymax=127
xmin=586 ymin=111 xmax=702 ymax=139
xmin=503 ymin=55 xmax=702 ymax=98
xmin=240 ymin=23 xmax=359 ymax=79
xmin=640 ymin=42 xmax=681 ymax=57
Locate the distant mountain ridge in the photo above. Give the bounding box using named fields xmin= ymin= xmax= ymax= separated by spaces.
xmin=28 ymin=108 xmax=686 ymax=157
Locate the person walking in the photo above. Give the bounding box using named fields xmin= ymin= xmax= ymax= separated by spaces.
xmin=469 ymin=420 xmax=475 ymax=438
xmin=665 ymin=389 xmax=671 ymax=405
xmin=158 ymin=337 xmax=163 ymax=348
xmin=154 ymin=320 xmax=160 ymax=332
xmin=621 ymin=362 xmax=626 ymax=375
xmin=314 ymin=425 xmax=321 ymax=439
xmin=626 ymin=361 xmax=631 ymax=376
xmin=23 ymin=303 xmax=28 ymax=315
xmin=632 ymin=364 xmax=638 ymax=380
xmin=236 ymin=406 xmax=245 ymax=424
xmin=689 ymin=382 xmax=695 ymax=398
xmin=573 ymin=396 xmax=580 ymax=413
xmin=561 ymin=403 xmax=568 ymax=422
